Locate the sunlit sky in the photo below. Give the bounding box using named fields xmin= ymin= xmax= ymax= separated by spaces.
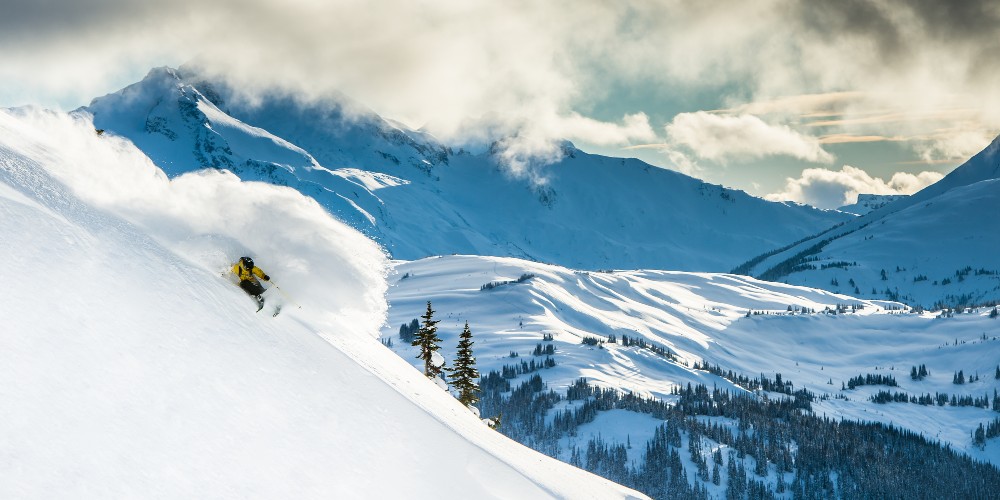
xmin=2 ymin=0 xmax=997 ymax=209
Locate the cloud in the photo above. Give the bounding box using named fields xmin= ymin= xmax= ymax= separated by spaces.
xmin=718 ymin=92 xmax=867 ymax=117
xmin=913 ymin=128 xmax=998 ymax=163
xmin=1 ymin=0 xmax=999 ymax=178
xmin=818 ymin=134 xmax=903 ymax=144
xmin=665 ymin=112 xmax=833 ymax=163
xmin=766 ymin=165 xmax=944 ymax=209
xmin=0 ymin=0 xmax=659 ymax=169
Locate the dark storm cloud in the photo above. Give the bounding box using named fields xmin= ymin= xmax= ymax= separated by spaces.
xmin=900 ymin=0 xmax=1000 ymax=85
xmin=793 ymin=0 xmax=1000 ymax=72
xmin=796 ymin=0 xmax=904 ymax=56
xmin=0 ymin=0 xmax=158 ymax=43
xmin=905 ymin=0 xmax=1000 ymax=41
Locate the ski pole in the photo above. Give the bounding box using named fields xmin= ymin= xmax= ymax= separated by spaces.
xmin=270 ymin=283 xmax=302 ymax=309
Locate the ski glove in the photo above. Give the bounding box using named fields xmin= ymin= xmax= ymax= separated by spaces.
xmin=263 ymin=274 xmax=270 ymax=281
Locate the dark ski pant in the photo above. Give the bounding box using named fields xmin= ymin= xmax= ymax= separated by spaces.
xmin=240 ymin=279 xmax=266 ymax=298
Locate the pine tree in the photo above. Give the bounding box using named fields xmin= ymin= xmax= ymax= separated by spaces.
xmin=413 ymin=301 xmax=444 ymax=379
xmin=447 ymin=321 xmax=481 ymax=406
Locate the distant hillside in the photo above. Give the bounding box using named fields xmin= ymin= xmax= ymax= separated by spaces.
xmin=736 ymin=135 xmax=1000 ymax=308
xmin=838 ymin=193 xmax=908 ymax=215
xmin=382 ymin=255 xmax=1000 ymax=498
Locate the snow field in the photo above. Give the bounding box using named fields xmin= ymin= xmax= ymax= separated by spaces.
xmin=384 ymin=255 xmax=1000 ymax=466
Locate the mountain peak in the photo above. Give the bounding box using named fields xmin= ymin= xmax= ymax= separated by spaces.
xmin=144 ymin=65 xmax=183 ymax=82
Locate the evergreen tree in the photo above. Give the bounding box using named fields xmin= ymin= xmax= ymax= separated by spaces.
xmin=447 ymin=321 xmax=481 ymax=406
xmin=413 ymin=301 xmax=443 ymax=378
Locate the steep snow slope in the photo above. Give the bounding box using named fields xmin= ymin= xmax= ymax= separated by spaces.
xmin=82 ymin=67 xmax=849 ymax=272
xmin=0 ymin=108 xmax=644 ymax=499
xmin=383 ymin=255 xmax=1000 ymax=466
xmin=739 ymin=134 xmax=1000 ymax=307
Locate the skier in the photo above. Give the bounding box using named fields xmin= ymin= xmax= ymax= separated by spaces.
xmin=232 ymin=256 xmax=271 ymax=310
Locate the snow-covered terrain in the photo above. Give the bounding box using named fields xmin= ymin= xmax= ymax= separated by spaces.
xmin=836 ymin=193 xmax=908 ymax=215
xmin=383 ymin=255 xmax=1000 ymax=467
xmin=11 ymin=63 xmax=1000 ymax=498
xmin=82 ymin=67 xmax=850 ymax=272
xmin=0 ymin=108 xmax=644 ymax=499
xmin=738 ymin=135 xmax=1000 ymax=308
xmin=762 ymin=178 xmax=1000 ymax=307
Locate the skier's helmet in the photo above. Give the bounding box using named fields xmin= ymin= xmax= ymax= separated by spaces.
xmin=241 ymin=256 xmax=254 ymax=269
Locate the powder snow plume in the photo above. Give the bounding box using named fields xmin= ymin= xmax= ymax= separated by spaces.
xmin=0 ymin=106 xmax=388 ymax=337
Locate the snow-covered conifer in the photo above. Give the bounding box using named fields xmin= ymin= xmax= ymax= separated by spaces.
xmin=447 ymin=321 xmax=481 ymax=407
xmin=413 ymin=301 xmax=444 ymax=379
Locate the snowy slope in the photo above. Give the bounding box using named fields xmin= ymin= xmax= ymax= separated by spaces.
xmin=82 ymin=67 xmax=850 ymax=272
xmin=739 ymin=134 xmax=1000 ymax=307
xmin=767 ymin=178 xmax=1000 ymax=307
xmin=0 ymin=108 xmax=644 ymax=499
xmin=382 ymin=255 xmax=1000 ymax=466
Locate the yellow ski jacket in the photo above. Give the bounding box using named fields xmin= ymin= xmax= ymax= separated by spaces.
xmin=232 ymin=263 xmax=269 ymax=283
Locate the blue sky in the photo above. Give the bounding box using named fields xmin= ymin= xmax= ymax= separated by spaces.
xmin=1 ymin=0 xmax=997 ymax=208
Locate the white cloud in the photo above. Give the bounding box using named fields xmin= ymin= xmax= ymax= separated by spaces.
xmin=766 ymin=165 xmax=944 ymax=209
xmin=0 ymin=0 xmax=660 ymax=171
xmin=914 ymin=128 xmax=998 ymax=163
xmin=556 ymin=112 xmax=656 ymax=147
xmin=665 ymin=112 xmax=833 ymax=163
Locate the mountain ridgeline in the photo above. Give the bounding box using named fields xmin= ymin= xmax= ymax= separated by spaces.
xmin=81 ymin=66 xmax=849 ymax=272
xmin=735 ymin=135 xmax=1000 ymax=308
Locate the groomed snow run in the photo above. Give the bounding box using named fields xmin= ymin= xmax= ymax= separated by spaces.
xmin=0 ymin=108 xmax=645 ymax=499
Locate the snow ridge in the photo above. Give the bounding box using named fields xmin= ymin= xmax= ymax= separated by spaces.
xmin=82 ymin=67 xmax=850 ymax=272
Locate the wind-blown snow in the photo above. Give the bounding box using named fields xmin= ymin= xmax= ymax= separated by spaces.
xmin=0 ymin=108 xmax=643 ymax=499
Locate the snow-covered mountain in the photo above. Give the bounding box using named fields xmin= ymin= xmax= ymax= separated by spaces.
xmin=836 ymin=193 xmax=908 ymax=215
xmin=736 ymin=135 xmax=1000 ymax=308
xmin=382 ymin=255 xmax=1000 ymax=496
xmin=5 ymin=96 xmax=999 ymax=499
xmin=81 ymin=67 xmax=850 ymax=272
xmin=0 ymin=108 xmax=644 ymax=499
